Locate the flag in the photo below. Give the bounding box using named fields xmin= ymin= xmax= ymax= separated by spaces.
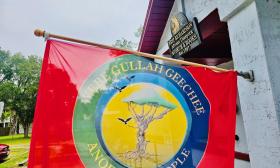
xmin=29 ymin=39 xmax=237 ymax=168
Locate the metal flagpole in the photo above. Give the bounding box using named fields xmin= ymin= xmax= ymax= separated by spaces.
xmin=34 ymin=29 xmax=254 ymax=81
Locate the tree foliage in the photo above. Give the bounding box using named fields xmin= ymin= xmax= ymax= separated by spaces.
xmin=134 ymin=26 xmax=143 ymax=38
xmin=123 ymin=87 xmax=176 ymax=109
xmin=113 ymin=25 xmax=143 ymax=50
xmin=113 ymin=38 xmax=137 ymax=50
xmin=0 ymin=48 xmax=42 ymax=137
xmin=0 ymin=48 xmax=13 ymax=83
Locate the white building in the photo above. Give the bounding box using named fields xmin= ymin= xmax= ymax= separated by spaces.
xmin=138 ymin=0 xmax=280 ymax=168
xmin=0 ymin=101 xmax=10 ymax=128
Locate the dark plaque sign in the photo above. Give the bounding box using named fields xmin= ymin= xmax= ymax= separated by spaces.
xmin=168 ymin=12 xmax=202 ymax=58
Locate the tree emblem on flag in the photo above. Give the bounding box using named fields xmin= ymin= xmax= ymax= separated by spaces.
xmin=99 ymin=83 xmax=187 ymax=167
xmin=73 ymin=54 xmax=210 ymax=168
xmin=122 ymin=87 xmax=176 ymax=161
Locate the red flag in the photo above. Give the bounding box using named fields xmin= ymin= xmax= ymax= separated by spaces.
xmin=29 ymin=40 xmax=237 ymax=168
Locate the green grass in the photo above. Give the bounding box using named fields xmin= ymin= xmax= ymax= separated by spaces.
xmin=0 ymin=134 xmax=30 ymax=168
xmin=0 ymin=134 xmax=30 ymax=145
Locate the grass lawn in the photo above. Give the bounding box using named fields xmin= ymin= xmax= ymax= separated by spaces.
xmin=0 ymin=134 xmax=30 ymax=168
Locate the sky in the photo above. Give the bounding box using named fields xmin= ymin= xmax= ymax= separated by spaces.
xmin=0 ymin=0 xmax=149 ymax=57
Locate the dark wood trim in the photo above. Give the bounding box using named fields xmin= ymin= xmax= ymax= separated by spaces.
xmin=235 ymin=151 xmax=250 ymax=162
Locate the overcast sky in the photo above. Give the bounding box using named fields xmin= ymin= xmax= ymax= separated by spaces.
xmin=0 ymin=0 xmax=149 ymax=57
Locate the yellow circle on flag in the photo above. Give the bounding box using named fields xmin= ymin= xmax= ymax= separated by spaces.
xmin=101 ymin=83 xmax=187 ymax=168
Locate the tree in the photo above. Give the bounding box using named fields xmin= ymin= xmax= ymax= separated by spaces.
xmin=0 ymin=48 xmax=42 ymax=137
xmin=134 ymin=26 xmax=143 ymax=38
xmin=0 ymin=81 xmax=18 ymax=134
xmin=113 ymin=25 xmax=143 ymax=50
xmin=13 ymin=55 xmax=41 ymax=137
xmin=0 ymin=48 xmax=13 ymax=83
xmin=113 ymin=38 xmax=137 ymax=50
xmin=122 ymin=88 xmax=176 ymax=161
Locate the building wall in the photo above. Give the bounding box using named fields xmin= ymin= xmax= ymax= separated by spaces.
xmin=0 ymin=102 xmax=4 ymax=116
xmin=227 ymin=1 xmax=280 ymax=167
xmin=156 ymin=0 xmax=280 ymax=167
xmin=0 ymin=101 xmax=10 ymax=127
xmin=254 ymin=0 xmax=280 ymax=128
xmin=157 ymin=1 xmax=179 ymax=55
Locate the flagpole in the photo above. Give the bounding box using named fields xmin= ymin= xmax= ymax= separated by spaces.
xmin=34 ymin=29 xmax=254 ymax=80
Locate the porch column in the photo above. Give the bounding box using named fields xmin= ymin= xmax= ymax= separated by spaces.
xmin=225 ymin=1 xmax=280 ymax=167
